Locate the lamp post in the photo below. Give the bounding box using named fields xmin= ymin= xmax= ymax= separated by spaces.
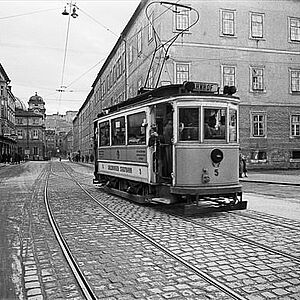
xmin=62 ymin=2 xmax=79 ymax=18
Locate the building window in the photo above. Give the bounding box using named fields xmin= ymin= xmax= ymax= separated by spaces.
xmin=0 ymin=86 xmax=4 ymax=96
xmin=137 ymin=29 xmax=142 ymax=55
xmin=289 ymin=17 xmax=300 ymax=42
xmin=176 ymin=63 xmax=189 ymax=84
xmin=222 ymin=65 xmax=236 ymax=88
xmin=251 ymin=150 xmax=267 ymax=162
xmin=251 ymin=67 xmax=264 ymax=91
xmin=251 ymin=113 xmax=266 ymax=137
xmin=148 ymin=12 xmax=154 ymax=41
xmin=33 ymin=129 xmax=38 ymax=139
xmin=290 ymin=69 xmax=300 ymax=93
xmin=17 ymin=130 xmax=23 ymax=139
xmin=33 ymin=147 xmax=38 ymax=155
xmin=291 ymin=114 xmax=300 ymax=136
xmin=291 ymin=150 xmax=300 ymax=159
xmin=147 ymin=69 xmax=154 ymax=88
xmin=174 ymin=7 xmax=190 ymax=31
xmin=137 ymin=78 xmax=143 ymax=92
xmin=17 ymin=118 xmax=23 ymax=124
xmin=221 ymin=9 xmax=236 ymax=36
xmin=250 ymin=12 xmax=264 ymax=39
xmin=129 ymin=44 xmax=133 ymax=64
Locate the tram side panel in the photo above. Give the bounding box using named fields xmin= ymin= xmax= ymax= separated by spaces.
xmin=96 ymin=146 xmax=149 ymax=183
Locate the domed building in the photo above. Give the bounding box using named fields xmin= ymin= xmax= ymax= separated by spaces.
xmin=28 ymin=92 xmax=46 ymax=115
xmin=15 ymin=93 xmax=46 ymax=160
xmin=15 ymin=97 xmax=27 ymax=111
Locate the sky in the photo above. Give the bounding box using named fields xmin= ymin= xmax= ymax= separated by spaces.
xmin=0 ymin=0 xmax=141 ymax=115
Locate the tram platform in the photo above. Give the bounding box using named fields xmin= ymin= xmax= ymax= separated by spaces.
xmin=240 ymin=169 xmax=300 ymax=186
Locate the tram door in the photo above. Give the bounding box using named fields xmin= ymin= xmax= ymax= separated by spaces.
xmin=155 ymin=103 xmax=173 ymax=183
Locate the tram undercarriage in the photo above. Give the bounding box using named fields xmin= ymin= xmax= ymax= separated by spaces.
xmin=93 ymin=174 xmax=247 ymax=214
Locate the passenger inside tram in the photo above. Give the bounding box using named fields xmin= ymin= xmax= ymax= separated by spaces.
xmin=204 ymin=108 xmax=226 ymax=140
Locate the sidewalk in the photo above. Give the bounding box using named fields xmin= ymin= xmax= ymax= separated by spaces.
xmin=240 ymin=169 xmax=300 ymax=186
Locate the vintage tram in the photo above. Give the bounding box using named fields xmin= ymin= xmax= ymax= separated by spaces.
xmin=93 ymin=81 xmax=247 ymax=211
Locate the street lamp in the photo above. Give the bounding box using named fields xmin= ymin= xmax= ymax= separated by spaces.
xmin=62 ymin=3 xmax=79 ymax=18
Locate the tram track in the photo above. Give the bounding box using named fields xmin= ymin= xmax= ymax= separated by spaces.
xmin=177 ymin=214 xmax=300 ymax=263
xmin=48 ymin=161 xmax=300 ymax=299
xmin=48 ymin=161 xmax=247 ymax=300
xmin=45 ymin=164 xmax=97 ymax=300
xmin=230 ymin=210 xmax=300 ymax=231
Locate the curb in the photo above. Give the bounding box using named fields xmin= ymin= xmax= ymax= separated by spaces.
xmin=240 ymin=179 xmax=300 ymax=186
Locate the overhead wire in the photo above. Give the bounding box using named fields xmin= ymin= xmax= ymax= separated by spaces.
xmin=0 ymin=8 xmax=58 ymax=20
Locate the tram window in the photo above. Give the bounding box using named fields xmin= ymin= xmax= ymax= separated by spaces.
xmin=204 ymin=108 xmax=226 ymax=140
xmin=179 ymin=108 xmax=199 ymax=141
xmin=127 ymin=112 xmax=146 ymax=145
xmin=229 ymin=109 xmax=237 ymax=142
xmin=112 ymin=117 xmax=125 ymax=145
xmin=99 ymin=121 xmax=110 ymax=146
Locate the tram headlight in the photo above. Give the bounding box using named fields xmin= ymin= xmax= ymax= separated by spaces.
xmin=211 ymin=149 xmax=223 ymax=164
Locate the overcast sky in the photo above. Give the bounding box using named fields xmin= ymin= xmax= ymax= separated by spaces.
xmin=0 ymin=0 xmax=140 ymax=115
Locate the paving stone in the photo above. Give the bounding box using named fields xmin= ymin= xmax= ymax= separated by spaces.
xmin=27 ymin=288 xmax=42 ymax=296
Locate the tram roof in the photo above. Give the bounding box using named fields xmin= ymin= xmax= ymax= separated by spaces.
xmin=104 ymin=82 xmax=239 ymax=115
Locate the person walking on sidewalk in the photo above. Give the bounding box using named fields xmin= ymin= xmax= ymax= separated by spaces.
xmin=239 ymin=149 xmax=248 ymax=178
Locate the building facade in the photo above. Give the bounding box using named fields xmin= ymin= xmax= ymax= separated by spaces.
xmin=0 ymin=63 xmax=16 ymax=162
xmin=45 ymin=111 xmax=77 ymax=159
xmin=15 ymin=93 xmax=46 ymax=160
xmin=74 ymin=0 xmax=300 ymax=169
xmin=45 ymin=129 xmax=56 ymax=159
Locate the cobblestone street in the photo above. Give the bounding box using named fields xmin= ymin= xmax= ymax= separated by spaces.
xmin=1 ymin=161 xmax=300 ymax=300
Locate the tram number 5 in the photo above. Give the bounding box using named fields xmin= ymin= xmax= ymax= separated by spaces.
xmin=214 ymin=169 xmax=219 ymax=176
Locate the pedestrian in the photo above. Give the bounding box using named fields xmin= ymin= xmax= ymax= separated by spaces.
xmin=242 ymin=154 xmax=248 ymax=177
xmin=239 ymin=149 xmax=247 ymax=178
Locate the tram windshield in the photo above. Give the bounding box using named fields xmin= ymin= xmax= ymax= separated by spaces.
xmin=178 ymin=108 xmax=199 ymax=141
xmin=203 ymin=108 xmax=226 ymax=140
xmin=178 ymin=106 xmax=237 ymax=142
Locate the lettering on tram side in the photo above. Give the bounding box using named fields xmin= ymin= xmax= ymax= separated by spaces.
xmin=107 ymin=165 xmax=133 ymax=174
xmin=120 ymin=166 xmax=133 ymax=174
xmin=136 ymin=149 xmax=146 ymax=161
xmin=108 ymin=165 xmax=119 ymax=171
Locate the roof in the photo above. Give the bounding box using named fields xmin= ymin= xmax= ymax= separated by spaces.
xmin=15 ymin=110 xmax=43 ymax=118
xmin=0 ymin=63 xmax=10 ymax=83
xmin=29 ymin=92 xmax=45 ymax=104
xmin=15 ymin=97 xmax=27 ymax=111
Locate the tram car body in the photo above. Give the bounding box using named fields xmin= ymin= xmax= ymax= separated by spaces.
xmin=93 ymin=82 xmax=246 ymax=211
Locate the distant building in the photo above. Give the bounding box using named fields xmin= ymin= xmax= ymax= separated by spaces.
xmin=0 ymin=63 xmax=16 ymax=162
xmin=45 ymin=129 xmax=55 ymax=159
xmin=45 ymin=111 xmax=77 ymax=158
xmin=15 ymin=93 xmax=46 ymax=160
xmin=45 ymin=111 xmax=77 ymax=133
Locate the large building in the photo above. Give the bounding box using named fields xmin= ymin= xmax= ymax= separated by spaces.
xmin=0 ymin=63 xmax=16 ymax=162
xmin=74 ymin=0 xmax=300 ymax=169
xmin=15 ymin=93 xmax=46 ymax=160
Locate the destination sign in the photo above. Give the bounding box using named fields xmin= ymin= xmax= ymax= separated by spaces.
xmin=194 ymin=82 xmax=219 ymax=93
